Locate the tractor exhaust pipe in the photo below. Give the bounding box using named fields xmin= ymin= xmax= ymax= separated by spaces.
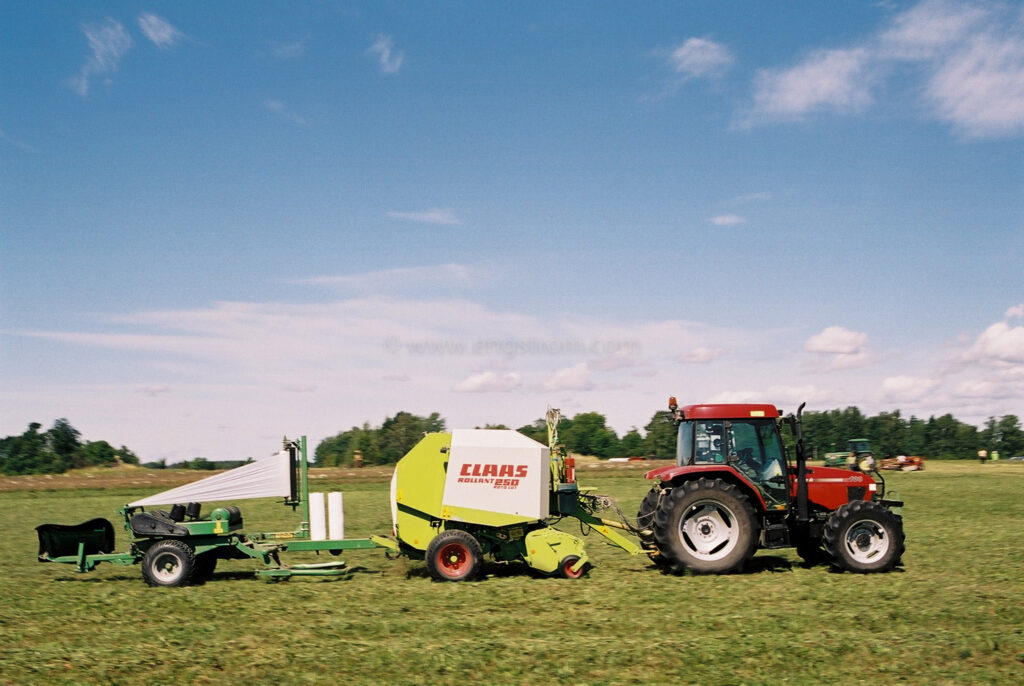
xmin=792 ymin=402 xmax=809 ymax=524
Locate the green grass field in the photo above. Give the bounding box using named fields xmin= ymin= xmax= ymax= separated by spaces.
xmin=2 ymin=461 xmax=1022 ymax=685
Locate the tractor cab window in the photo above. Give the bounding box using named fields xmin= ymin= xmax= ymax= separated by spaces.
xmin=683 ymin=418 xmax=788 ymax=504
xmin=691 ymin=422 xmax=726 ymax=464
xmin=677 ymin=421 xmax=694 ymax=465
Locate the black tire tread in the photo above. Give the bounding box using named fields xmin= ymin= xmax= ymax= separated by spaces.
xmin=141 ymin=539 xmax=197 ymax=587
xmin=823 ymin=500 xmax=905 ymax=573
xmin=652 ymin=477 xmax=760 ymax=574
xmin=425 ymin=529 xmax=483 ymax=582
xmin=636 ymin=487 xmax=669 ymax=566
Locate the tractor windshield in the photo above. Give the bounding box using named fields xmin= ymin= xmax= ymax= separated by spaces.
xmin=680 ymin=418 xmax=788 ymax=504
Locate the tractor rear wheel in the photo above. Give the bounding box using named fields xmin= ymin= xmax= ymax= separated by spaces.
xmin=141 ymin=539 xmax=197 ymax=587
xmin=636 ymin=487 xmax=669 ymax=567
xmin=653 ymin=478 xmax=759 ymax=574
xmin=823 ymin=500 xmax=904 ymax=573
xmin=425 ymin=530 xmax=483 ymax=582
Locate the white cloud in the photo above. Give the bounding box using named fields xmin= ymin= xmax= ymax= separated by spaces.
xmin=369 ymin=34 xmax=403 ymax=74
xmin=265 ymin=100 xmax=307 ymax=126
xmin=0 ymin=128 xmax=36 ymax=153
xmin=271 ymin=39 xmax=307 ymax=60
xmin=732 ymin=192 xmax=772 ymax=203
xmin=710 ymin=214 xmax=746 ymax=226
xmin=678 ymin=346 xmax=725 ymax=364
xmin=284 ymin=384 xmax=317 ymax=393
xmin=1006 ymin=303 xmax=1024 ymax=319
xmin=879 ymin=0 xmax=987 ymax=60
xmin=879 ymin=375 xmax=939 ymax=402
xmin=744 ymin=0 xmax=1024 ymax=138
xmin=542 ymin=363 xmax=594 ymax=391
xmin=137 ymin=13 xmax=183 ymax=49
xmin=668 ymin=38 xmax=734 ymax=80
xmin=925 ymin=30 xmax=1024 ymax=138
xmin=588 ymin=348 xmax=645 ymax=372
xmin=294 ymin=264 xmax=473 ymax=291
xmin=455 ymin=371 xmax=522 ymax=393
xmin=804 ymin=326 xmax=874 ymax=371
xmin=804 ymin=326 xmax=868 ymax=355
xmin=955 ymin=379 xmax=1004 ymax=398
xmin=70 ymin=18 xmax=132 ymax=97
xmin=136 ymin=385 xmax=171 ymax=397
xmin=964 ymin=321 xmax=1024 ymax=365
xmin=20 ymin=289 xmax=1018 ymax=460
xmin=386 ymin=208 xmax=462 ymax=225
xmin=749 ymin=47 xmax=874 ymax=123
xmin=708 ymin=385 xmax=831 ymax=407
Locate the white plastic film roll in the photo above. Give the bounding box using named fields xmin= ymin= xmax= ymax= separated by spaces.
xmin=309 ymin=492 xmax=327 ymax=541
xmin=328 ymin=491 xmax=344 ymax=540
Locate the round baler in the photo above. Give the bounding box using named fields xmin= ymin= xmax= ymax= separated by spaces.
xmin=390 ymin=429 xmax=590 ymax=581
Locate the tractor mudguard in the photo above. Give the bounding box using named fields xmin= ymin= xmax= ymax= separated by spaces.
xmin=644 ymin=465 xmax=768 ymax=511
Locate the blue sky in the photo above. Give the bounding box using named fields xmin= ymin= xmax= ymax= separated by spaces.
xmin=2 ymin=1 xmax=1022 ymax=461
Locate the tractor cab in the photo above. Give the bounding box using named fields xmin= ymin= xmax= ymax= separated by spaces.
xmin=675 ymin=406 xmax=789 ymax=506
xmin=849 ymin=439 xmax=871 ymax=455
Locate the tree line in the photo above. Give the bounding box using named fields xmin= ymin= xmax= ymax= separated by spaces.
xmin=4 ymin=407 xmax=1021 ymax=475
xmin=0 ymin=419 xmax=140 ymax=475
xmin=798 ymin=408 xmax=1023 ymax=461
xmin=315 ymin=407 xmax=1023 ymax=466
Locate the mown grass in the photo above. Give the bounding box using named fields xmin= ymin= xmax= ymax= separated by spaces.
xmin=1 ymin=462 xmax=1022 ymax=685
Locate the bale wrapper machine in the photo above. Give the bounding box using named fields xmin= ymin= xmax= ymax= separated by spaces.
xmin=36 ymin=436 xmax=399 ymax=585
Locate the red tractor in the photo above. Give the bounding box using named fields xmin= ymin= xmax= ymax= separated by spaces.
xmin=638 ymin=400 xmax=904 ymax=574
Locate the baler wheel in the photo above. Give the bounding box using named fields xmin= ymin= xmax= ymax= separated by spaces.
xmin=823 ymin=500 xmax=904 ymax=573
xmin=141 ymin=539 xmax=197 ymax=587
xmin=558 ymin=555 xmax=586 ymax=579
xmin=425 ymin=530 xmax=483 ymax=582
xmin=652 ymin=477 xmax=759 ymax=574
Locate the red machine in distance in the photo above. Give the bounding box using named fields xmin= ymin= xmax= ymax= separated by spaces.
xmin=638 ymin=399 xmax=904 ymax=574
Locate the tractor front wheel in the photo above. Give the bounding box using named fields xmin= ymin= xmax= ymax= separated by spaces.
xmin=823 ymin=500 xmax=904 ymax=573
xmin=141 ymin=539 xmax=197 ymax=587
xmin=653 ymin=477 xmax=759 ymax=574
xmin=425 ymin=530 xmax=483 ymax=582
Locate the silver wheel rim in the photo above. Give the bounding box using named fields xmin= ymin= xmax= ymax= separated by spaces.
xmin=150 ymin=551 xmax=184 ymax=583
xmin=679 ymin=499 xmax=740 ymax=561
xmin=844 ymin=518 xmax=889 ymax=563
